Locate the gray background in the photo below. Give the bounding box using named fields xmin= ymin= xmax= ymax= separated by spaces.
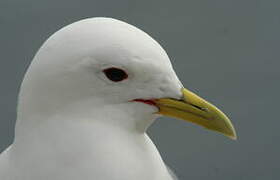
xmin=0 ymin=0 xmax=279 ymax=179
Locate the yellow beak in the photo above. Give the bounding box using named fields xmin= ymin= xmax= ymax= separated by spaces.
xmin=155 ymin=88 xmax=237 ymax=139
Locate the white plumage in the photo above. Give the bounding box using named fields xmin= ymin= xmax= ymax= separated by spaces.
xmin=0 ymin=18 xmax=182 ymax=180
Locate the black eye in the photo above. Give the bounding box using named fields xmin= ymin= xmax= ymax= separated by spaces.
xmin=103 ymin=67 xmax=128 ymax=82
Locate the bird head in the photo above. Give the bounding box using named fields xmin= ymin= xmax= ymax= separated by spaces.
xmin=17 ymin=17 xmax=236 ymax=139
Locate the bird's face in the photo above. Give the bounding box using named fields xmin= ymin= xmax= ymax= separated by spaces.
xmin=75 ymin=44 xmax=182 ymax=108
xmin=19 ymin=18 xmax=236 ymax=139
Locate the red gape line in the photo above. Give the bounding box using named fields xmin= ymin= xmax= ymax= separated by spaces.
xmin=132 ymin=99 xmax=157 ymax=107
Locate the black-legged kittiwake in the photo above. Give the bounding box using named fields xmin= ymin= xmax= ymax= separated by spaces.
xmin=0 ymin=17 xmax=236 ymax=180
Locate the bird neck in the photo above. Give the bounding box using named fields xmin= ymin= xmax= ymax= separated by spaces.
xmin=10 ymin=116 xmax=172 ymax=180
xmin=11 ymin=101 xmax=172 ymax=180
xmin=14 ymin=101 xmax=158 ymax=148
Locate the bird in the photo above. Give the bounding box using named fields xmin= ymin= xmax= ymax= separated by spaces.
xmin=0 ymin=17 xmax=236 ymax=180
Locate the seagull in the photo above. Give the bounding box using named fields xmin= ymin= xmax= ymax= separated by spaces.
xmin=0 ymin=17 xmax=236 ymax=180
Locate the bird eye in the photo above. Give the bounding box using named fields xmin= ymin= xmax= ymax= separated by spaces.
xmin=103 ymin=67 xmax=128 ymax=82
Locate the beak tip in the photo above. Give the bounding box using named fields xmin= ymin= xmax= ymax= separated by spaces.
xmin=225 ymin=128 xmax=237 ymax=140
xmin=228 ymin=134 xmax=237 ymax=140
